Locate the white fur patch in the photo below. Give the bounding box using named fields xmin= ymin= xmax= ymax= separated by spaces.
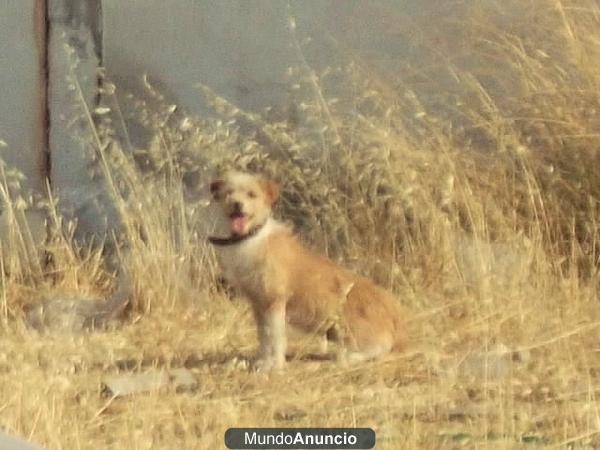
xmin=214 ymin=218 xmax=278 ymax=290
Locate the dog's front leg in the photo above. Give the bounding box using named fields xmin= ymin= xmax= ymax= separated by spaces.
xmin=253 ymin=301 xmax=287 ymax=371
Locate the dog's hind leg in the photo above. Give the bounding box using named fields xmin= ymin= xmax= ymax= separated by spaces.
xmin=336 ymin=327 xmax=394 ymax=365
xmin=337 ymin=344 xmax=393 ymax=365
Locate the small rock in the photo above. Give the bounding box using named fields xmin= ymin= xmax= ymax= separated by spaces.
xmin=170 ymin=368 xmax=198 ymax=393
xmin=24 ymin=270 xmax=130 ymax=333
xmin=274 ymin=406 xmax=307 ymax=421
xmin=511 ymin=349 xmax=531 ymax=363
xmin=101 ymin=368 xmax=197 ymax=397
xmin=458 ymin=344 xmax=512 ymax=380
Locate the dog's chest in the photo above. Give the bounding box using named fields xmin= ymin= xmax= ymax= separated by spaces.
xmin=216 ymin=238 xmax=267 ymax=291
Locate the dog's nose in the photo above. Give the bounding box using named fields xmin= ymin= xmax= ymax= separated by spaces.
xmin=232 ymin=201 xmax=243 ymax=212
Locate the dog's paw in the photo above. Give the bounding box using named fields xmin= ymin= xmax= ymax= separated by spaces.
xmin=252 ymin=357 xmax=284 ymax=373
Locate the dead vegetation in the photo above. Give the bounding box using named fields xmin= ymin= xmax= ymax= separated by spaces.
xmin=1 ymin=0 xmax=600 ymax=448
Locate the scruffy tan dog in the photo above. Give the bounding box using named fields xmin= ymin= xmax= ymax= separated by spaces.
xmin=208 ymin=171 xmax=405 ymax=370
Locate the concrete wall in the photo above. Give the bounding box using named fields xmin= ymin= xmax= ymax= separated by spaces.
xmin=47 ymin=0 xmax=119 ymax=240
xmin=0 ymin=0 xmax=471 ymax=247
xmin=0 ymin=1 xmax=111 ymax=254
xmin=0 ymin=1 xmax=48 ymax=264
xmin=101 ymin=1 xmax=466 ymax=118
xmin=102 ymin=1 xmax=295 ymax=115
xmin=0 ymin=0 xmax=47 ymax=191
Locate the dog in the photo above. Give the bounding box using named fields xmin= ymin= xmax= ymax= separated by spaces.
xmin=208 ymin=171 xmax=406 ymax=370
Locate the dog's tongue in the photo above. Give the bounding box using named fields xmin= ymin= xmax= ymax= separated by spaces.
xmin=230 ymin=215 xmax=248 ymax=235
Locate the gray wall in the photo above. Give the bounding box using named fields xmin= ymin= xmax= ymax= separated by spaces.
xmin=0 ymin=1 xmax=48 ymax=259
xmin=0 ymin=0 xmax=47 ymax=191
xmin=47 ymin=0 xmax=116 ymax=240
xmin=101 ymin=1 xmax=466 ymax=117
xmin=103 ymin=1 xmax=296 ymax=114
xmin=0 ymin=0 xmax=471 ymax=246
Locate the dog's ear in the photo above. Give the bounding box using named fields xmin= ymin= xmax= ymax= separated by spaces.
xmin=260 ymin=178 xmax=279 ymax=205
xmin=210 ymin=179 xmax=224 ymax=198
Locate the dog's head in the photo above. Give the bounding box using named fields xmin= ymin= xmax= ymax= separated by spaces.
xmin=210 ymin=171 xmax=279 ymax=237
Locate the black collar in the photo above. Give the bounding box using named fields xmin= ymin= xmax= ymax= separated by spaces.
xmin=208 ymin=222 xmax=265 ymax=247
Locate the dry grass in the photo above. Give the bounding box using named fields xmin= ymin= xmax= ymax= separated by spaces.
xmin=2 ymin=1 xmax=600 ymax=448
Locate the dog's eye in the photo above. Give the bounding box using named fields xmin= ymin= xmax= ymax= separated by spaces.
xmin=247 ymin=190 xmax=257 ymax=199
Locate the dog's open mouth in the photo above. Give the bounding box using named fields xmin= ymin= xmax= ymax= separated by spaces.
xmin=229 ymin=211 xmax=249 ymax=236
